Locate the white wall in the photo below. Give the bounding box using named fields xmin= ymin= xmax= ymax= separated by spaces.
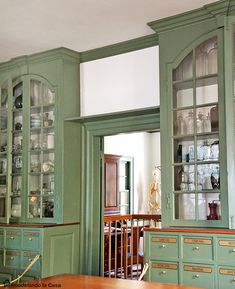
xmin=80 ymin=46 xmax=159 ymax=116
xmin=104 ymin=131 xmax=160 ymax=214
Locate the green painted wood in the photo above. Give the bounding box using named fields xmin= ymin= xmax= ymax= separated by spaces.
xmin=80 ymin=34 xmax=158 ymax=63
xmin=0 ymin=48 xmax=81 ymax=224
xmin=74 ymin=107 xmax=160 ymax=275
xmin=145 ymin=230 xmax=235 ymax=289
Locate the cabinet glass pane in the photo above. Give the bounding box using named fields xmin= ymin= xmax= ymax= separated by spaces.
xmin=196 ymin=77 xmax=218 ymax=105
xmin=173 ymin=109 xmax=194 ymax=136
xmin=196 ymin=106 xmax=218 ymax=134
xmin=173 ymin=51 xmax=193 ymax=81
xmin=28 ymin=80 xmax=55 ymax=219
xmin=174 ymin=165 xmax=195 ymax=192
xmin=198 ymin=193 xmax=220 ymax=220
xmin=11 ymin=80 xmax=23 ymax=218
xmin=175 ymin=193 xmax=195 ymax=219
xmin=196 ymin=37 xmax=217 ymax=77
xmin=172 ymin=36 xmax=221 ymax=223
xmin=173 ymin=81 xmax=193 ymax=108
xmin=0 ymin=82 xmax=8 ymax=218
xmin=197 ymin=164 xmax=220 ymax=191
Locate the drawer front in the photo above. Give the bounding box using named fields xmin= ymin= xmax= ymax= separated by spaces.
xmin=182 ymin=264 xmax=214 ymax=289
xmin=0 ymin=230 xmax=4 ymax=248
xmin=5 ymin=250 xmax=20 ymax=268
xmin=22 ymin=252 xmax=40 ymax=272
xmin=5 ymin=230 xmax=21 ymax=249
xmin=150 ymin=235 xmax=178 ymax=258
xmin=23 ymin=231 xmax=40 ymax=251
xmin=150 ymin=261 xmax=178 ymax=284
xmin=182 ymin=237 xmax=213 ymax=261
xmin=218 ymin=267 xmax=235 ymax=289
xmin=217 ymin=238 xmax=235 ymax=263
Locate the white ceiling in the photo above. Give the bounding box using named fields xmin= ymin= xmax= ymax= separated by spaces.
xmin=0 ymin=0 xmax=219 ymax=63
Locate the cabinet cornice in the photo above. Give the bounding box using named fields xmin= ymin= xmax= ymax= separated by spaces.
xmin=148 ymin=0 xmax=231 ymax=34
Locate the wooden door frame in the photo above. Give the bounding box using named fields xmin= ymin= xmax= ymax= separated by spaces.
xmin=76 ymin=107 xmax=160 ymax=275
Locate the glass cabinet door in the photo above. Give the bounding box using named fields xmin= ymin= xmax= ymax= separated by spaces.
xmin=0 ymin=81 xmax=9 ymax=220
xmin=11 ymin=79 xmax=23 ymax=219
xmin=172 ymin=36 xmax=221 ymax=222
xmin=28 ymin=79 xmax=55 ymax=219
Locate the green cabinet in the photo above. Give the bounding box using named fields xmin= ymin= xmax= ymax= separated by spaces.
xmin=0 ymin=48 xmax=80 ymax=224
xmin=0 ymin=223 xmax=79 ymax=282
xmin=148 ymin=0 xmax=235 ymax=228
xmin=145 ymin=229 xmax=235 ymax=289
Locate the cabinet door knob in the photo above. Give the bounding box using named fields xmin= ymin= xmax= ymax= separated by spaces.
xmin=10 ymin=236 xmax=14 ymax=240
xmin=231 ymin=248 xmax=235 ymax=253
xmin=28 ymin=237 xmax=32 ymax=241
xmin=160 ymin=244 xmax=166 ymax=248
xmin=193 ymin=274 xmax=200 ymax=279
xmin=10 ymin=257 xmax=14 ymax=260
xmin=193 ymin=246 xmax=199 ymax=251
xmin=232 ymin=278 xmax=235 ymax=282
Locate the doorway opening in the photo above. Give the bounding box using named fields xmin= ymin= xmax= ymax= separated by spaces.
xmin=102 ymin=131 xmax=161 ymax=279
xmin=78 ymin=107 xmax=160 ymax=276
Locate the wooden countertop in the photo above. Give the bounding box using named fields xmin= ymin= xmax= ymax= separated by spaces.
xmin=15 ymin=274 xmax=203 ymax=289
xmin=144 ymin=227 xmax=235 ymax=235
xmin=0 ymin=222 xmax=80 ymax=228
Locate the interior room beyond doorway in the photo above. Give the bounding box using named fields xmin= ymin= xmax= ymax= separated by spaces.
xmin=104 ymin=131 xmax=161 ymax=215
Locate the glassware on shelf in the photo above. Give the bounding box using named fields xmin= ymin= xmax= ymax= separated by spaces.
xmin=196 ymin=112 xmax=204 ymax=133
xmin=211 ymin=140 xmax=219 ymax=160
xmin=203 ymin=113 xmax=211 ymax=133
xmin=210 ymin=105 xmax=218 ymax=131
xmin=211 ymin=166 xmax=220 ymax=189
xmin=11 ymin=197 xmax=21 ymax=217
xmin=207 ymin=43 xmax=218 ymax=74
xmin=196 ymin=48 xmax=208 ymax=77
xmin=186 ymin=111 xmax=194 ymax=134
xmin=175 ymin=113 xmax=186 ymax=135
xmin=202 ymin=141 xmax=211 ymax=160
xmin=177 ymin=144 xmax=182 ymax=163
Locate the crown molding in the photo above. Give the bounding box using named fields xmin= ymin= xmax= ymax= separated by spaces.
xmin=80 ymin=34 xmax=158 ymax=63
xmin=148 ymin=0 xmax=231 ymax=34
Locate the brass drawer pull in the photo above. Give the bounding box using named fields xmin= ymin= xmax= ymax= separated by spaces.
xmin=159 ymin=270 xmax=166 ymax=275
xmin=160 ymin=244 xmax=166 ymax=248
xmin=193 ymin=274 xmax=200 ymax=279
xmin=193 ymin=246 xmax=200 ymax=251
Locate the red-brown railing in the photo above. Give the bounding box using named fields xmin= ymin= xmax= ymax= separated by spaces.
xmin=103 ymin=214 xmax=161 ymax=280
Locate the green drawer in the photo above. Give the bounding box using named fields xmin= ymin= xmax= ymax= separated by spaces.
xmin=217 ymin=238 xmax=235 ymax=263
xmin=22 ymin=251 xmax=40 ymax=272
xmin=182 ymin=237 xmax=213 ymax=261
xmin=23 ymin=231 xmax=40 ymax=251
xmin=150 ymin=261 xmax=178 ymax=284
xmin=5 ymin=250 xmax=20 ymax=268
xmin=150 ymin=235 xmax=178 ymax=259
xmin=218 ymin=267 xmax=235 ymax=289
xmin=5 ymin=230 xmax=21 ymax=249
xmin=0 ymin=230 xmax=4 ymax=248
xmin=182 ymin=264 xmax=214 ymax=289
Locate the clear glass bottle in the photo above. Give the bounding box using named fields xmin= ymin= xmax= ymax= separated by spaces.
xmin=186 ymin=111 xmax=194 ymax=134
xmin=175 ymin=114 xmax=186 ymax=135
xmin=196 ymin=112 xmax=204 ymax=133
xmin=203 ymin=113 xmax=211 ymax=133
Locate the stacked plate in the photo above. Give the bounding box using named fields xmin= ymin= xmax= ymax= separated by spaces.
xmin=30 ymin=115 xmax=41 ymax=128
